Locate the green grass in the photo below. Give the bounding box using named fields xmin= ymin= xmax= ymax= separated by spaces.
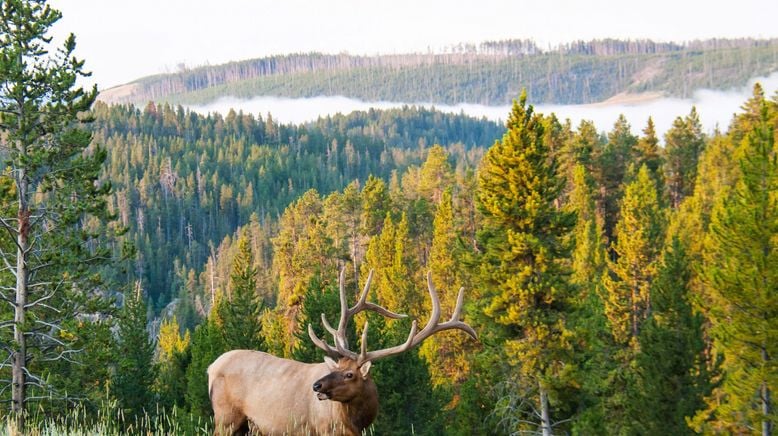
xmin=1 ymin=405 xmax=213 ymax=436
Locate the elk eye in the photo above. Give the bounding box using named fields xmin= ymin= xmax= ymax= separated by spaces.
xmin=345 ymin=372 xmax=354 ymax=379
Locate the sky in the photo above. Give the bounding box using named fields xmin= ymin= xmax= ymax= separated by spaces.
xmin=49 ymin=0 xmax=778 ymax=90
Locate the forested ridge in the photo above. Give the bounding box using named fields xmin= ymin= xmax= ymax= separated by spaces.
xmin=100 ymin=38 xmax=778 ymax=106
xmin=93 ymin=102 xmax=499 ymax=306
xmin=2 ymin=2 xmax=778 ymax=434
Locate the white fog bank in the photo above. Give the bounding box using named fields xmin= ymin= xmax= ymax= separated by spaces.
xmin=188 ymin=72 xmax=778 ymax=139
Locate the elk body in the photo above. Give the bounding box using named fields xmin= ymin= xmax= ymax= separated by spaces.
xmin=207 ymin=270 xmax=477 ymax=435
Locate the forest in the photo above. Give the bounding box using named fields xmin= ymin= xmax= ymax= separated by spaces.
xmin=100 ymin=38 xmax=778 ymax=107
xmin=1 ymin=1 xmax=777 ymax=435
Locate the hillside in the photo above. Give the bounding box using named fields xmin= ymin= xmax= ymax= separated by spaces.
xmin=99 ymin=38 xmax=778 ymax=106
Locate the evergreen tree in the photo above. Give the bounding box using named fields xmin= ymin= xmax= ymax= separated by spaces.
xmin=603 ymin=164 xmax=664 ymax=346
xmin=369 ymin=316 xmax=444 ymax=436
xmin=185 ymin=308 xmax=227 ymax=417
xmin=695 ymin=96 xmax=777 ymax=435
xmin=568 ymin=165 xmax=606 ymax=289
xmin=634 ymin=117 xmax=664 ymax=190
xmin=420 ymin=189 xmax=472 ymax=387
xmin=219 ymin=233 xmax=264 ymax=350
xmin=476 ymin=91 xmax=576 ymax=435
xmin=418 ymin=145 xmax=454 ymax=204
xmin=291 ymin=275 xmax=346 ymax=363
xmin=558 ymin=119 xmax=601 ymax=200
xmin=112 ymin=283 xmax=156 ymax=418
xmin=664 ymin=107 xmax=706 ymax=208
xmin=155 ymin=316 xmax=191 ymax=411
xmin=636 ymin=238 xmax=709 ymax=435
xmin=600 ymin=164 xmax=664 ymax=434
xmin=0 ymin=0 xmax=113 ymax=422
xmin=595 ymin=114 xmax=637 ymax=240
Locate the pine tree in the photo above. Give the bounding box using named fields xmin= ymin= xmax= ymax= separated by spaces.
xmin=291 ymin=275 xmax=345 ymax=363
xmin=219 ymin=233 xmax=264 ymax=350
xmin=418 ymin=145 xmax=454 ymax=204
xmin=696 ymin=96 xmax=777 ymax=435
xmin=420 ymin=189 xmax=472 ymax=387
xmin=636 ymin=238 xmax=709 ymax=435
xmin=0 ymin=0 xmax=113 ymax=422
xmin=634 ymin=117 xmax=664 ymax=187
xmin=568 ymin=165 xmax=606 ymax=289
xmin=664 ymin=107 xmax=706 ymax=208
xmin=603 ymin=164 xmax=664 ymax=346
xmin=185 ymin=307 xmax=226 ymax=417
xmin=155 ymin=316 xmax=191 ymax=411
xmin=595 ymin=114 xmax=637 ymax=240
xmin=476 ymin=91 xmax=576 ymax=435
xmin=113 ymin=283 xmax=157 ymax=418
xmin=600 ymin=164 xmax=664 ymax=434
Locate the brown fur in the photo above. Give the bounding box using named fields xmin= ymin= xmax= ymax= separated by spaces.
xmin=208 ymin=350 xmax=377 ymax=436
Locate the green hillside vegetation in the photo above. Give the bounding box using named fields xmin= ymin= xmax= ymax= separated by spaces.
xmin=101 ymin=38 xmax=778 ymax=106
xmin=92 ymin=102 xmax=500 ymax=306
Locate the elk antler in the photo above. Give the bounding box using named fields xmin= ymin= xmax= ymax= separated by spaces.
xmin=308 ymin=269 xmax=478 ymax=365
xmin=308 ymin=269 xmax=407 ymax=360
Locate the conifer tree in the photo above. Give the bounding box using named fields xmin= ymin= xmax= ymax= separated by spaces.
xmin=664 ymin=107 xmax=706 ymax=208
xmin=0 ymin=0 xmax=113 ymax=422
xmin=185 ymin=306 xmax=226 ymax=417
xmin=418 ymin=145 xmax=454 ymax=204
xmin=155 ymin=316 xmax=191 ymax=411
xmin=603 ymin=164 xmax=664 ymax=346
xmin=420 ymin=189 xmax=472 ymax=387
xmin=558 ymin=120 xmax=601 ymax=199
xmin=568 ymin=165 xmax=606 ymax=289
xmin=595 ymin=114 xmax=637 ymax=239
xmin=599 ymin=164 xmax=664 ymax=434
xmin=636 ymin=238 xmax=708 ymax=435
xmin=219 ymin=233 xmax=264 ymax=350
xmin=476 ymin=91 xmax=576 ymax=435
xmin=113 ymin=283 xmax=156 ymax=418
xmin=291 ymin=275 xmax=345 ymax=363
xmin=696 ymin=96 xmax=777 ymax=435
xmin=634 ymin=117 xmax=664 ymax=188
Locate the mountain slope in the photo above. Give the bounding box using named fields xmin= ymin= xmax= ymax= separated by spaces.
xmin=99 ymin=38 xmax=778 ymax=106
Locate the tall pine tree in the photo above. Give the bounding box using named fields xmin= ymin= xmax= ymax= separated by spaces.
xmin=0 ymin=0 xmax=113 ymax=424
xmin=113 ymin=283 xmax=156 ymax=418
xmin=696 ymin=95 xmax=777 ymax=435
xmin=219 ymin=232 xmax=264 ymax=350
xmin=477 ymin=91 xmax=576 ymax=435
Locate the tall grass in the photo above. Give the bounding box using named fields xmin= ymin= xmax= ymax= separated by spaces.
xmin=1 ymin=404 xmax=213 ymax=436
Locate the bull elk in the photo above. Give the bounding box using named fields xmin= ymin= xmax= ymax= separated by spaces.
xmin=207 ymin=269 xmax=477 ymax=435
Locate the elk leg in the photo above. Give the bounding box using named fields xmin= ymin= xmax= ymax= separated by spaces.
xmin=211 ymin=375 xmax=248 ymax=436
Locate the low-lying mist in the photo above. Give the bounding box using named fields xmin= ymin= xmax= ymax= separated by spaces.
xmin=188 ymin=72 xmax=778 ymax=139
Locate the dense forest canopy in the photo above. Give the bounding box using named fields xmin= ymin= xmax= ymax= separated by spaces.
xmin=99 ymin=38 xmax=778 ymax=106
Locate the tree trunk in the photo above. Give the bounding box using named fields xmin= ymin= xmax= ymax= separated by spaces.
xmin=763 ymin=381 xmax=772 ymax=436
xmin=763 ymin=346 xmax=772 ymax=436
xmin=11 ymin=173 xmax=29 ymax=430
xmin=540 ymin=385 xmax=552 ymax=436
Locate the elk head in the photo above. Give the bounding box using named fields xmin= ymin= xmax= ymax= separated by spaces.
xmin=308 ymin=269 xmax=477 ymax=403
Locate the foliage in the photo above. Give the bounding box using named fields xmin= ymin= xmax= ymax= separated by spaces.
xmin=112 ymin=284 xmax=156 ymax=418
xmin=694 ymin=93 xmax=778 ymax=434
xmin=476 ymin=91 xmax=577 ymax=433
xmin=0 ymin=0 xmax=115 ymax=421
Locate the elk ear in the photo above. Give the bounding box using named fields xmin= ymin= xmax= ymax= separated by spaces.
xmin=359 ymin=361 xmax=372 ymax=379
xmin=324 ymin=356 xmax=338 ymax=370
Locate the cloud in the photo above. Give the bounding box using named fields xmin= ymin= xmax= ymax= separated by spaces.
xmin=188 ymin=72 xmax=778 ymax=140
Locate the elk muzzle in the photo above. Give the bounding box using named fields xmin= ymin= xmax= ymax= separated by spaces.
xmin=312 ymin=375 xmax=332 ymax=400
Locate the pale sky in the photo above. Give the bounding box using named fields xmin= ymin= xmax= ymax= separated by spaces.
xmin=49 ymin=0 xmax=778 ymax=90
